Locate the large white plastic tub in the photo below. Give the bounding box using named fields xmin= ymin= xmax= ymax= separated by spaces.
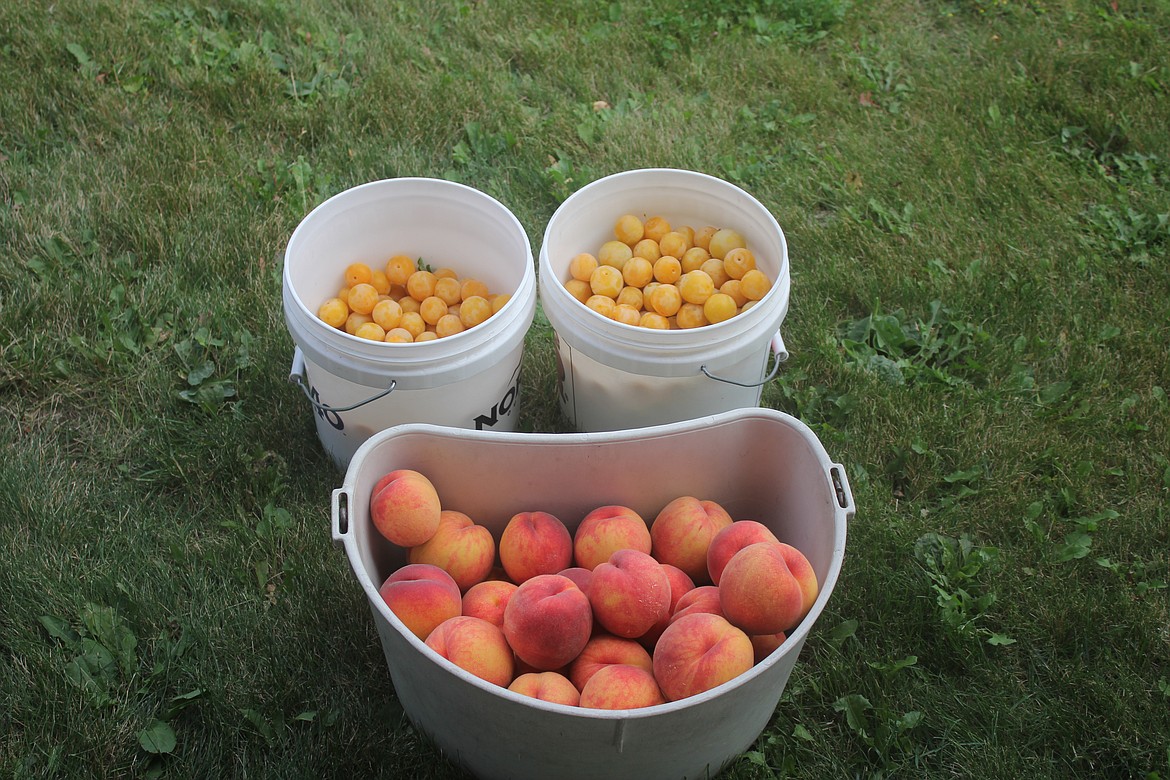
xmin=332 ymin=408 xmax=852 ymax=780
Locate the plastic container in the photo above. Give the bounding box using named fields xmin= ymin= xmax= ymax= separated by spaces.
xmin=332 ymin=408 xmax=853 ymax=780
xmin=539 ymin=169 xmax=791 ymax=432
xmin=283 ymin=177 xmax=536 ymax=470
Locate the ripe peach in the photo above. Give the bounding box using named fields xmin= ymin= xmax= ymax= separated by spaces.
xmin=777 ymin=542 xmax=820 ymax=618
xmin=588 ymin=549 xmax=671 ymax=639
xmin=578 ymin=664 xmax=665 ymax=710
xmin=370 ymin=470 xmax=442 ymax=548
xmin=650 ymin=496 xmax=734 ymax=584
xmin=461 ymin=579 xmax=518 ymax=628
xmin=750 ymin=631 xmax=788 ymax=664
xmin=407 ymin=510 xmax=495 ymax=592
xmin=424 ymin=616 xmax=515 ymax=688
xmin=503 ymin=574 xmax=593 ymax=671
xmin=508 ymin=671 xmax=580 ymax=706
xmin=557 ymin=566 xmax=594 ymax=595
xmin=573 ymin=505 xmax=651 ymax=570
xmin=638 ymin=563 xmax=695 ymax=649
xmin=378 ymin=564 xmax=462 ymax=641
xmin=568 ymin=633 xmax=654 ymax=692
xmin=499 ymin=511 xmax=574 ymax=584
xmin=706 ymin=520 xmax=780 ymax=585
xmin=718 ymin=542 xmax=807 ymax=634
xmin=669 ymin=585 xmax=724 ymax=624
xmin=652 ymin=613 xmax=754 ymax=702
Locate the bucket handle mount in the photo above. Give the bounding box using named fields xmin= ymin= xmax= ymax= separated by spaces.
xmin=701 ymin=331 xmax=789 ymax=388
xmin=289 ymin=347 xmax=397 ymax=414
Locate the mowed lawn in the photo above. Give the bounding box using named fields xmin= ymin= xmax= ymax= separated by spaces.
xmin=1 ymin=0 xmax=1168 ymax=778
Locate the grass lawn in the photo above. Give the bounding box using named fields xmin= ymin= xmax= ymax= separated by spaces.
xmin=1 ymin=0 xmax=1168 ymax=777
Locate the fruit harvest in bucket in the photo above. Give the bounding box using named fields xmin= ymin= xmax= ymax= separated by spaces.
xmin=369 ymin=468 xmax=819 ymax=709
xmin=560 ymin=212 xmax=775 ymax=331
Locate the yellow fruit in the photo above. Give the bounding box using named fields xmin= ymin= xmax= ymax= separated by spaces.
xmin=681 ymin=247 xmax=710 ymax=274
xmin=435 ymin=314 xmax=465 ymax=338
xmin=678 ymin=270 xmax=715 ymax=305
xmin=703 ymin=293 xmax=738 ymax=324
xmin=345 ymin=262 xmax=373 ymax=288
xmin=658 ymin=231 xmax=690 ymax=259
xmin=700 ymin=257 xmax=731 ymax=289
xmin=370 ymin=270 xmax=392 ymax=295
xmin=385 ymin=255 xmax=416 ymax=286
xmin=722 ymin=247 xmax=756 ymax=280
xmin=708 ymin=228 xmax=746 ymax=260
xmin=616 ymin=286 xmax=644 ymax=310
xmin=586 ymin=295 xmax=617 ymax=319
xmin=384 ymin=328 xmax=414 ymax=343
xmin=372 ymin=298 xmax=403 ymax=331
xmin=653 ymin=256 xmax=682 ymax=284
xmin=459 ymin=296 xmax=493 ymax=328
xmin=406 ymin=270 xmax=438 ymax=302
xmin=643 ymin=216 xmax=671 ymax=243
xmin=420 ymin=296 xmax=449 ymax=326
xmin=348 ymin=283 xmax=379 ymax=315
xmin=345 ymin=312 xmax=372 ymax=335
xmin=648 ymin=283 xmax=682 ymax=317
xmin=590 ymin=265 xmax=624 ymax=298
xmin=400 ymin=311 xmax=426 ymax=338
xmin=621 ymin=257 xmax=654 ymax=288
xmin=461 ymin=278 xmax=490 ymax=301
xmin=317 ymin=297 xmax=349 ymax=329
xmin=598 ymin=240 xmax=633 ymax=269
xmin=569 ymin=253 xmax=599 ymax=282
xmin=720 ymin=279 xmax=748 ymax=308
xmin=676 ymin=302 xmax=707 ymax=329
xmin=639 ymin=311 xmax=670 ymax=329
xmin=740 ymin=269 xmax=771 ymax=301
xmin=355 ymin=321 xmax=387 ymax=342
xmin=693 ymin=225 xmax=719 ymax=251
xmin=614 ymin=214 xmax=645 ymax=246
xmin=565 ymin=278 xmax=592 ymax=303
xmin=433 ymin=277 xmax=462 ymax=306
xmin=632 ymin=238 xmax=662 ymax=263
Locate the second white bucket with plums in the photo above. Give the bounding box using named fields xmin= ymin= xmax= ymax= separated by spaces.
xmin=283 ymin=178 xmax=536 ymax=470
xmin=538 ymin=168 xmax=791 ymax=432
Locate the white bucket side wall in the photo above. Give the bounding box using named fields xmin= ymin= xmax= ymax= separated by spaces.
xmin=556 ymin=336 xmax=768 ymax=432
xmin=304 ymin=343 xmax=524 ymax=470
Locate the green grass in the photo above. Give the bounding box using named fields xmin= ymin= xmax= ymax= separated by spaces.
xmin=2 ymin=0 xmax=1168 ymax=777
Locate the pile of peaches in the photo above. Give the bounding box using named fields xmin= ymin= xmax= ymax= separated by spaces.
xmin=371 ymin=469 xmax=818 ymax=710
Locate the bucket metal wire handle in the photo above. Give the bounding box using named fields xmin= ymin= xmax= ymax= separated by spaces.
xmin=289 ymin=347 xmax=397 ymax=414
xmin=700 ymin=331 xmax=789 ymax=388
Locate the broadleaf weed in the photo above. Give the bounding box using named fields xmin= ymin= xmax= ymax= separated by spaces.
xmin=913 ymin=532 xmax=1011 ymax=645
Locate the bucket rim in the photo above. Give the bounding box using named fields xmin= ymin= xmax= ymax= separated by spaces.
xmin=284 ymin=176 xmax=535 ymax=332
xmin=282 ymin=176 xmax=537 ymax=385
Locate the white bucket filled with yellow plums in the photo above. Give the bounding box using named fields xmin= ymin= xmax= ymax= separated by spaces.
xmin=538 ymin=168 xmax=791 ymax=432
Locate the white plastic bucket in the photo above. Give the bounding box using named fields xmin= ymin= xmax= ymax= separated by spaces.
xmin=332 ymin=408 xmax=853 ymax=780
xmin=283 ymin=178 xmax=536 ymax=470
xmin=538 ymin=168 xmax=791 ymax=432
